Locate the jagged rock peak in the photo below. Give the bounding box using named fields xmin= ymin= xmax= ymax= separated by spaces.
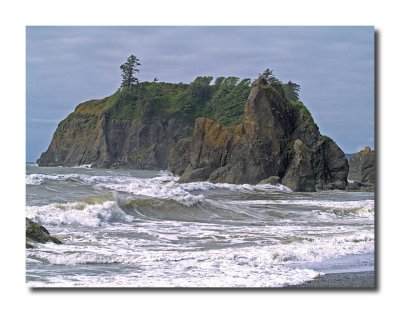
xmin=174 ymin=79 xmax=348 ymax=192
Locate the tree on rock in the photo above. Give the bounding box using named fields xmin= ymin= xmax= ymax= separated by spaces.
xmin=258 ymin=68 xmax=283 ymax=85
xmin=284 ymin=81 xmax=301 ymax=102
xmin=259 ymin=68 xmax=273 ymax=80
xmin=120 ymin=55 xmax=141 ymax=88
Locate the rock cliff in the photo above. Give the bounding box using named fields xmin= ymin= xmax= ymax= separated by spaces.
xmin=172 ymin=78 xmax=349 ymax=191
xmin=37 ymin=78 xmax=250 ymax=169
xmin=348 ymin=146 xmax=375 ymax=185
xmin=37 ymin=84 xmax=196 ymax=169
xmin=37 ymin=109 xmax=191 ymax=169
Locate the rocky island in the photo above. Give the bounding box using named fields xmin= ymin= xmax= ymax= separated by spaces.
xmin=37 ymin=71 xmax=349 ymax=191
xmin=347 ymin=146 xmax=375 ymax=191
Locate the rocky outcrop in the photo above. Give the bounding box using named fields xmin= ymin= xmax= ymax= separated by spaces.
xmin=37 ymin=110 xmax=192 ymax=169
xmin=26 ymin=218 xmax=62 ymax=248
xmin=347 ymin=146 xmax=375 ymax=191
xmin=174 ymin=79 xmax=349 ymax=191
xmin=37 ymin=78 xmax=249 ymax=169
xmin=37 ymin=76 xmax=349 ymax=192
xmin=348 ymin=146 xmax=375 ymax=184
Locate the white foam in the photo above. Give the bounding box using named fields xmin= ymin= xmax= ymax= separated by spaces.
xmin=227 ymin=199 xmax=374 ymax=220
xmin=25 ymin=174 xmax=45 ymax=185
xmin=233 ymin=199 xmax=374 ymax=209
xmin=25 ymin=173 xmax=121 ymax=185
xmin=27 ymin=171 xmax=292 ymax=206
xmin=73 ymin=164 xmax=92 ymax=169
xmin=96 ymin=176 xmax=201 ymax=206
xmin=27 ymin=265 xmax=321 ymax=288
xmin=26 ymin=163 xmax=39 ymax=167
xmin=26 ymin=200 xmax=133 ymax=227
xmin=26 ymin=220 xmax=373 ymax=267
xmin=26 ymin=239 xmax=324 ymax=287
xmin=180 ymin=181 xmax=292 ymax=193
xmin=26 ymin=205 xmax=374 ymax=287
xmin=96 ymin=177 xmax=291 ymax=206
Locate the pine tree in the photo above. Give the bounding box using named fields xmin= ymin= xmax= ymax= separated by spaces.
xmin=284 ymin=80 xmax=301 ymax=101
xmin=120 ymin=55 xmax=141 ymax=88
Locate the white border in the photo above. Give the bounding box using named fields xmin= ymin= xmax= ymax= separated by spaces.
xmin=1 ymin=0 xmax=398 ymax=312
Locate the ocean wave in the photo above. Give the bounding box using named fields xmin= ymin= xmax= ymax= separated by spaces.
xmin=26 ymin=238 xmax=324 ymax=287
xmin=227 ymin=199 xmax=374 ymax=220
xmin=96 ymin=176 xmax=291 ymax=206
xmin=96 ymin=180 xmax=204 ymax=207
xmin=26 ymin=224 xmax=373 ymax=266
xmin=26 ymin=171 xmax=291 ymax=200
xmin=26 ymin=200 xmax=133 ymax=227
xmin=26 ymin=163 xmax=39 ymax=167
xmin=72 ymin=164 xmax=92 ymax=169
xmin=26 ymin=228 xmax=373 ymax=287
xmin=26 ymin=265 xmax=321 ymax=288
xmin=232 ymin=199 xmax=374 ymax=209
xmin=26 ymin=174 xmax=46 ymax=185
xmin=312 ymin=206 xmax=374 ymax=220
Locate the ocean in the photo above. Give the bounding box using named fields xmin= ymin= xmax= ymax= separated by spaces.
xmin=25 ymin=163 xmax=374 ymax=288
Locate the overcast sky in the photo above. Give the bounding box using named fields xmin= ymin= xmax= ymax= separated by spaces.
xmin=26 ymin=26 xmax=374 ymax=161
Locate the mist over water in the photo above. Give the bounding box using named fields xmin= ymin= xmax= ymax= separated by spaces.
xmin=26 ymin=164 xmax=374 ymax=287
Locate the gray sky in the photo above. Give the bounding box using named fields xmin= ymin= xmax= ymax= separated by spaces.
xmin=26 ymin=26 xmax=374 ymax=161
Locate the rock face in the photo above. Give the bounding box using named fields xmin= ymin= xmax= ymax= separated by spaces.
xmin=26 ymin=218 xmax=62 ymax=248
xmin=174 ymin=79 xmax=349 ymax=191
xmin=37 ymin=110 xmax=192 ymax=169
xmin=37 ymin=78 xmax=249 ymax=169
xmin=348 ymin=146 xmax=375 ymax=185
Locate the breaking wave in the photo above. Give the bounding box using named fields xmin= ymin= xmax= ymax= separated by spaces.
xmin=26 ymin=199 xmax=133 ymax=227
xmin=25 ymin=172 xmax=291 ymax=207
xmin=26 ymin=167 xmax=374 ymax=288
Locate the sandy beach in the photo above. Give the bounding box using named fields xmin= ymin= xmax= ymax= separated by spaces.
xmin=286 ymin=271 xmax=375 ymax=289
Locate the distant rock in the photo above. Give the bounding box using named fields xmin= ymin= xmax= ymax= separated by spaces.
xmin=26 ymin=218 xmax=62 ymax=248
xmin=348 ymin=146 xmax=375 ymax=185
xmin=175 ymin=78 xmax=349 ymax=192
xmin=347 ymin=180 xmax=374 ymax=192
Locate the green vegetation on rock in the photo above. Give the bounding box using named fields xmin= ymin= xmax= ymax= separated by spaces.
xmin=70 ymin=77 xmax=252 ymax=127
xmin=289 ymin=99 xmax=318 ymax=129
xmin=70 ymin=72 xmax=319 ymax=134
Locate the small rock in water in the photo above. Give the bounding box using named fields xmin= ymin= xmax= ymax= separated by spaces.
xmin=26 ymin=217 xmax=62 ymax=248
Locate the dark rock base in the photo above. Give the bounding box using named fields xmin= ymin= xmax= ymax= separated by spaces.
xmin=26 ymin=218 xmax=62 ymax=248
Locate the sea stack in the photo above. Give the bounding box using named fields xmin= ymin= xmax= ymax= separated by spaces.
xmin=37 ymin=75 xmax=349 ymax=192
xmin=172 ymin=78 xmax=349 ymax=191
xmin=347 ymin=146 xmax=375 ymax=191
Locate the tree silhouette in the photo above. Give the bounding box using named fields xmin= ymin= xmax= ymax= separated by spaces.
xmin=120 ymin=55 xmax=141 ymax=88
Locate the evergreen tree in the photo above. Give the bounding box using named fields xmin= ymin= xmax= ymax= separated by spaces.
xmin=259 ymin=68 xmax=275 ymax=83
xmin=120 ymin=55 xmax=141 ymax=88
xmin=258 ymin=68 xmax=281 ymax=84
xmin=284 ymin=80 xmax=301 ymax=101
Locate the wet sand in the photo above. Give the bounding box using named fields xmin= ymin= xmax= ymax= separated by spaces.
xmin=285 ymin=271 xmax=375 ymax=289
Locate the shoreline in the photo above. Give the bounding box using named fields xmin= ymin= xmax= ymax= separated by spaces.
xmin=285 ymin=271 xmax=375 ymax=289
